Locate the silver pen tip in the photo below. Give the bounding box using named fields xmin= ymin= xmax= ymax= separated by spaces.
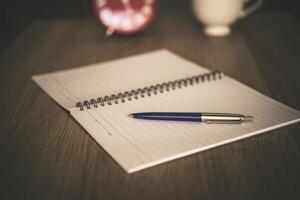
xmin=243 ymin=115 xmax=254 ymax=122
xmin=128 ymin=114 xmax=134 ymax=118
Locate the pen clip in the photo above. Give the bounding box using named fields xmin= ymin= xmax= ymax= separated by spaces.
xmin=204 ymin=120 xmax=243 ymax=124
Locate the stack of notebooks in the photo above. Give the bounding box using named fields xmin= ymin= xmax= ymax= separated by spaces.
xmin=33 ymin=50 xmax=300 ymax=173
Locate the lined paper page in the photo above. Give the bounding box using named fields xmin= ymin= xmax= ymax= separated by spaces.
xmin=70 ymin=76 xmax=300 ymax=173
xmin=32 ymin=49 xmax=208 ymax=110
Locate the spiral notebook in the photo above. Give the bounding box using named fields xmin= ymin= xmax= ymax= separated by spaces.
xmin=32 ymin=49 xmax=300 ymax=173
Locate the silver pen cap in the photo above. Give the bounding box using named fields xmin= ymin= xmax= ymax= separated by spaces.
xmin=201 ymin=113 xmax=253 ymax=124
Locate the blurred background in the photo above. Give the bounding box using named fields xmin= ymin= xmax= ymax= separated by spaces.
xmin=0 ymin=0 xmax=299 ymax=52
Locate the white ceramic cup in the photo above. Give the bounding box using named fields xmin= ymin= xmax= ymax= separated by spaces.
xmin=192 ymin=0 xmax=263 ymax=36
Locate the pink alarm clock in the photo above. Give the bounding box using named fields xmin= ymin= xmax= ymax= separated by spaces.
xmin=92 ymin=0 xmax=159 ymax=35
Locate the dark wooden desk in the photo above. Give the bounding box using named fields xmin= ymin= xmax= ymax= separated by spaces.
xmin=0 ymin=11 xmax=299 ymax=200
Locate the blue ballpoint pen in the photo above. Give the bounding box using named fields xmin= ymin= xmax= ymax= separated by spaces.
xmin=128 ymin=112 xmax=253 ymax=124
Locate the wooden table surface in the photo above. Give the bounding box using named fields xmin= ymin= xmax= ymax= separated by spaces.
xmin=0 ymin=10 xmax=299 ymax=200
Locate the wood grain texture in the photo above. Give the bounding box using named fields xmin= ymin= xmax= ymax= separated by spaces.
xmin=0 ymin=10 xmax=299 ymax=200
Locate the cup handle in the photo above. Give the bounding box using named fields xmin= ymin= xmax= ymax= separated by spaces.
xmin=239 ymin=0 xmax=263 ymax=18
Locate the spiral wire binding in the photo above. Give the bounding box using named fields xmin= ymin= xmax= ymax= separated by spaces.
xmin=75 ymin=70 xmax=223 ymax=111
